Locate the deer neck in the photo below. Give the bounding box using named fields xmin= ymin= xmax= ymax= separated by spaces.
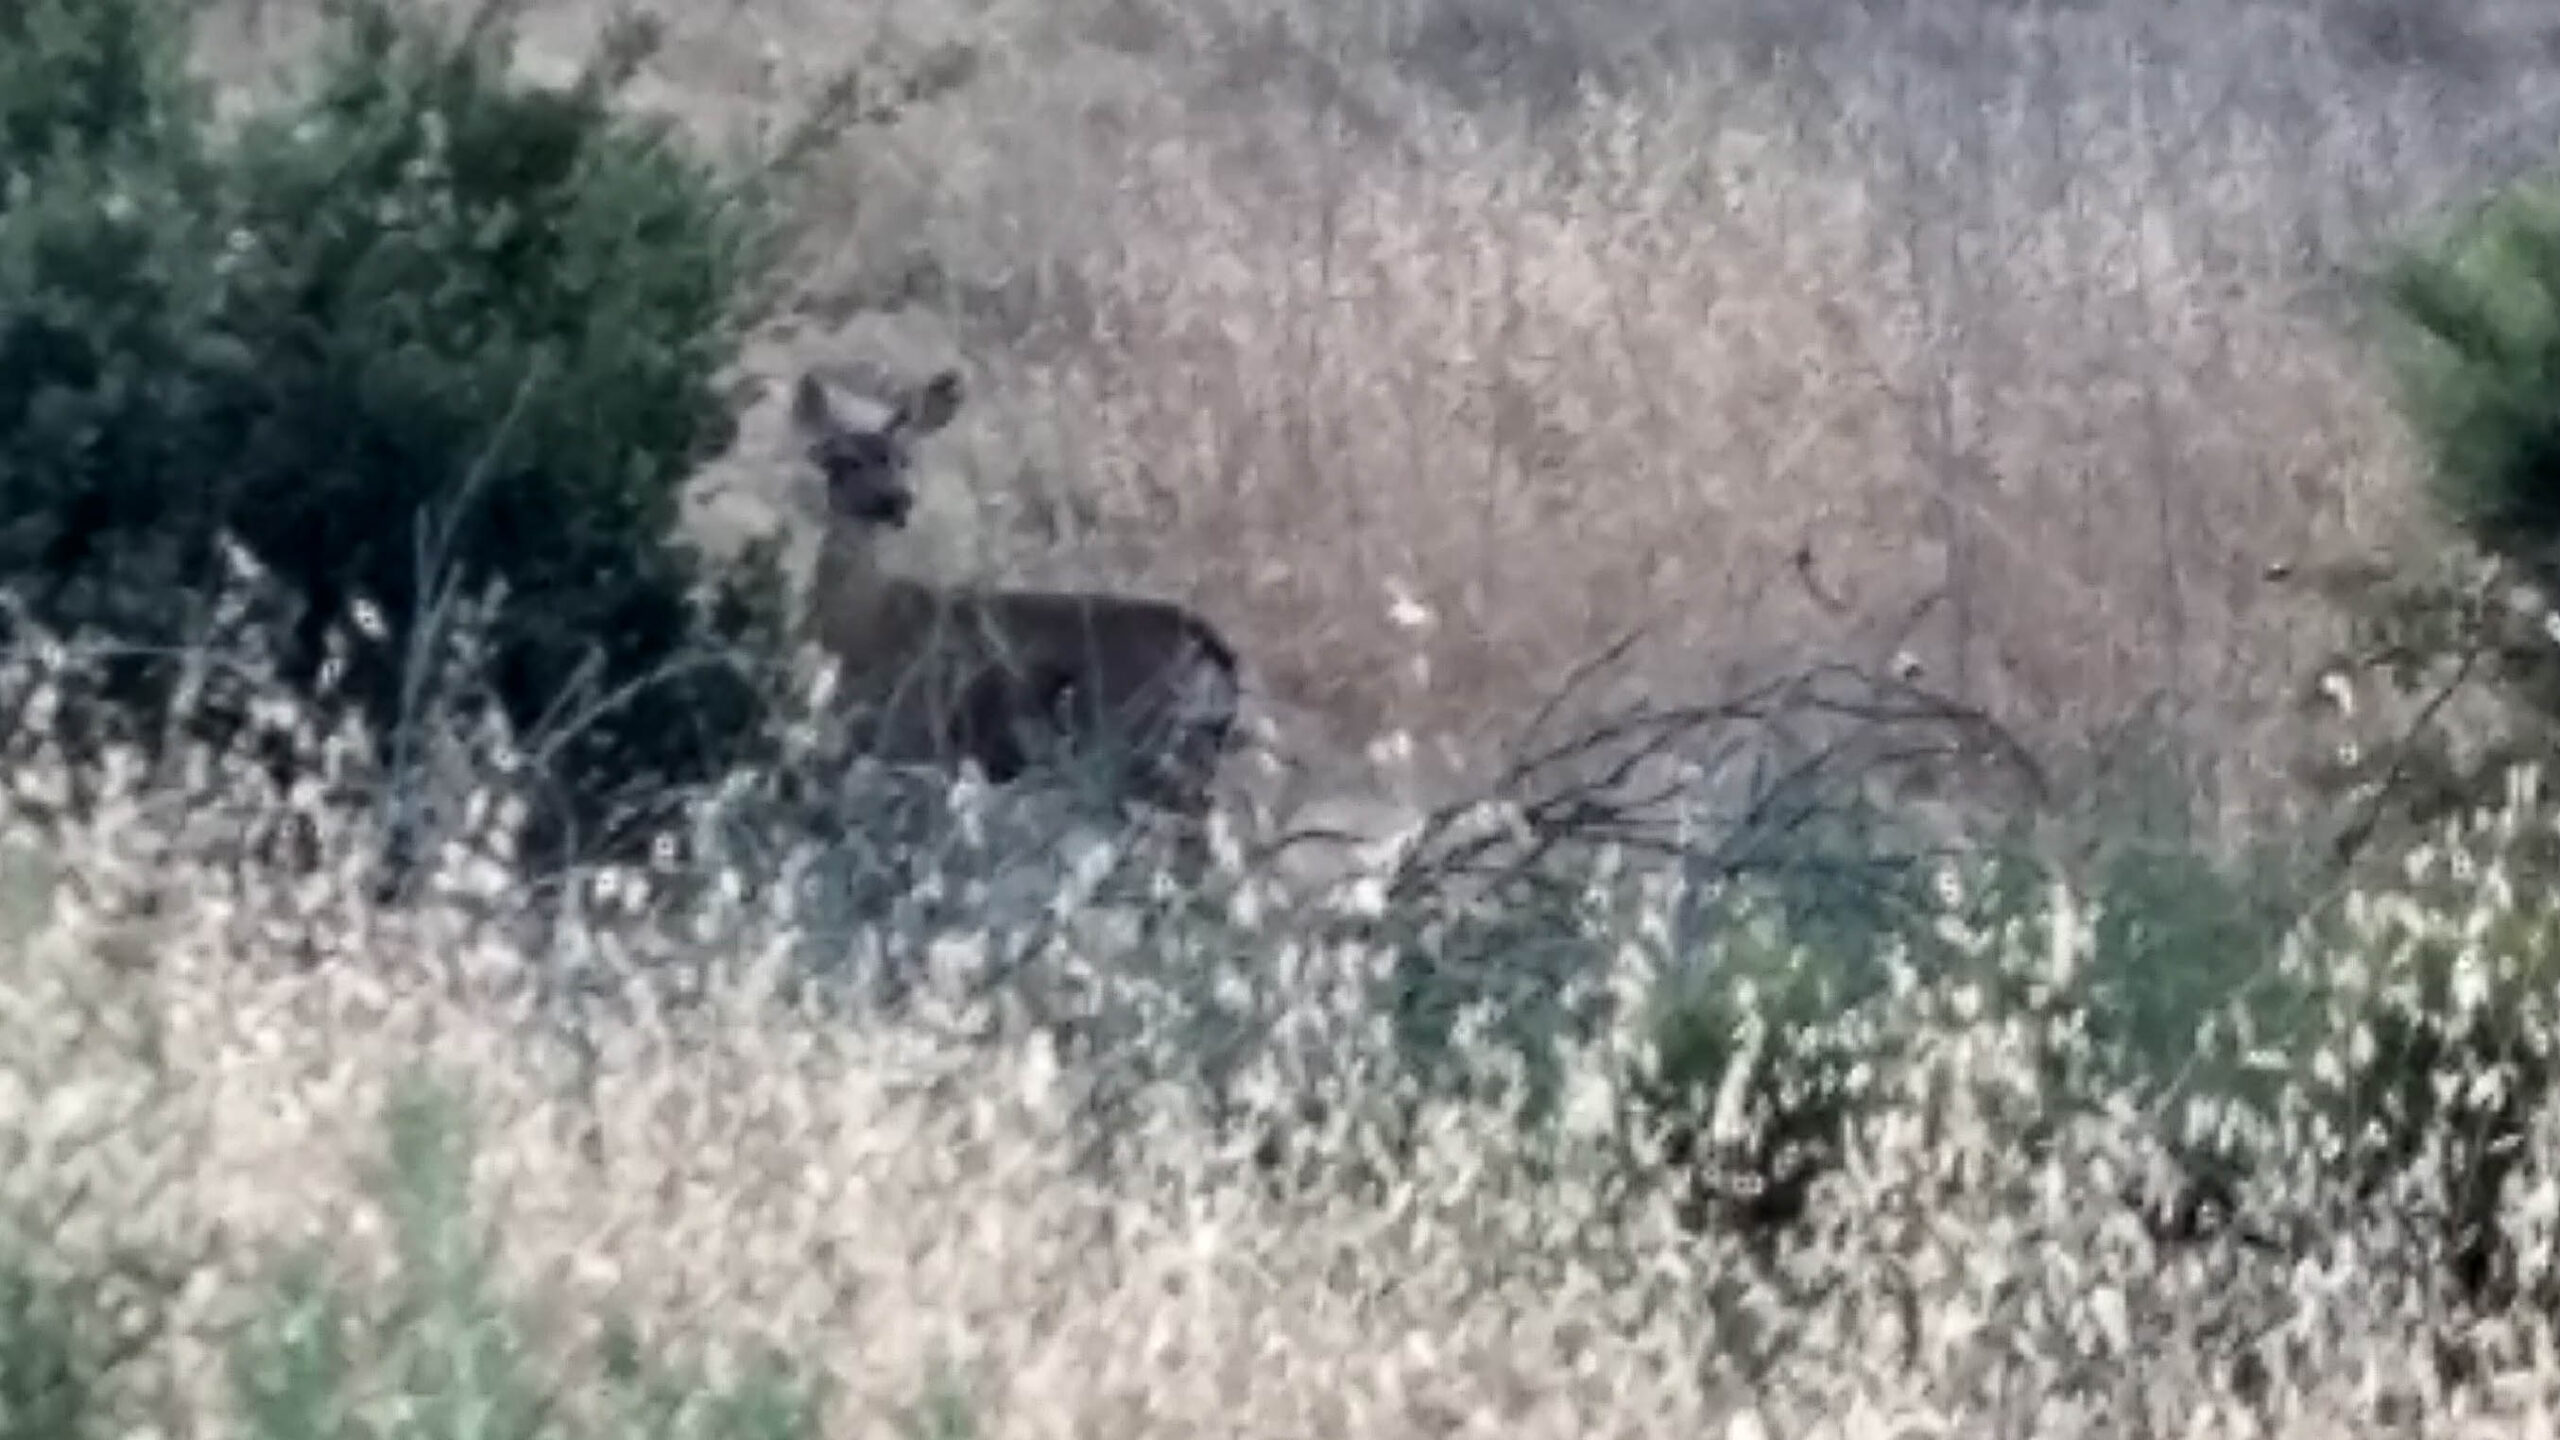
xmin=810 ymin=522 xmax=931 ymax=664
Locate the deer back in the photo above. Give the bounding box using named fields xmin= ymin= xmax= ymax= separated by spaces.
xmin=943 ymin=587 xmax=1243 ymax=794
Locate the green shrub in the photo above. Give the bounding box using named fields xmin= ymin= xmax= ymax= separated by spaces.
xmin=1632 ymin=878 xmax=1893 ymax=1234
xmin=0 ymin=0 xmax=800 ymax=868
xmin=1622 ymin=779 xmax=2315 ymax=1244
xmin=2381 ymin=174 xmax=2560 ymax=552
xmin=0 ymin=1254 xmax=112 ymax=1440
xmin=1988 ymin=812 xmax=2312 ymax=1113
xmin=0 ymin=0 xmax=231 ymax=619
xmin=0 ymin=0 xmax=199 ymax=170
xmin=2299 ymin=167 xmax=2560 ymax=871
xmin=1380 ymin=870 xmax=1624 ymax=1131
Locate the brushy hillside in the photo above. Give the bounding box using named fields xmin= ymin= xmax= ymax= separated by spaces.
xmin=13 ymin=610 xmax=2560 ymax=1437
xmin=17 ymin=0 xmax=2560 ymax=1436
xmin=199 ymin=0 xmax=2560 ymax=823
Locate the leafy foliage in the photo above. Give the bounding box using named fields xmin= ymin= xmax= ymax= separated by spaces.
xmin=2294 ymin=168 xmax=2560 ymax=876
xmin=0 ymin=1254 xmax=112 ymax=1440
xmin=0 ymin=0 xmax=798 ymax=868
xmin=1632 ymin=880 xmax=1893 ymax=1233
xmin=2380 ymin=176 xmax=2560 ymax=552
xmin=0 ymin=0 xmax=199 ymax=170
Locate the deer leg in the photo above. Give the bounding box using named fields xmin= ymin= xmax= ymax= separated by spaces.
xmin=950 ymin=662 xmax=1070 ymax=784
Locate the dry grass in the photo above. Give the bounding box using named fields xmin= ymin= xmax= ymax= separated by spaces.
xmin=188 ymin=0 xmax=2560 ymax=828
xmin=39 ymin=3 xmax=2560 ymax=1434
xmin=10 ymin=627 xmax=2560 ymax=1438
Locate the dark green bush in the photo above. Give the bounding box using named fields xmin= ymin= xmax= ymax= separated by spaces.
xmin=1381 ymin=872 xmax=1622 ymax=1130
xmin=0 ymin=0 xmax=799 ymax=868
xmin=2021 ymin=741 xmax=2314 ymax=1108
xmin=0 ymin=0 xmax=231 ymax=616
xmin=0 ymin=1254 xmax=112 ymax=1440
xmin=1632 ymin=879 xmax=1893 ymax=1234
xmin=1625 ymin=766 xmax=2315 ymax=1244
xmin=2381 ymin=175 xmax=2560 ymax=555
xmin=2299 ymin=169 xmax=2560 ymax=872
xmin=0 ymin=0 xmax=199 ymax=171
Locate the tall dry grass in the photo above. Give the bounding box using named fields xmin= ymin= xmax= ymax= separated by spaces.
xmin=175 ymin=0 xmax=2560 ymax=849
xmin=14 ymin=5 xmax=2557 ymax=1435
xmin=187 ymin=0 xmax=2560 ymax=831
xmin=8 ymin=605 xmax=2560 ymax=1437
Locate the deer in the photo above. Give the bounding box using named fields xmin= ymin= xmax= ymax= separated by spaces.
xmin=788 ymin=362 xmax=1245 ymax=818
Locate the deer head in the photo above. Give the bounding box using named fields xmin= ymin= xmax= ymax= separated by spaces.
xmin=789 ymin=365 xmax=965 ymax=531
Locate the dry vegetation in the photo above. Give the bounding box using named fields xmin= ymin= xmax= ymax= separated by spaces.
xmin=202 ymin=0 xmax=2560 ymax=821
xmin=13 ymin=609 xmax=2560 ymax=1438
xmin=18 ymin=0 xmax=2560 ymax=1435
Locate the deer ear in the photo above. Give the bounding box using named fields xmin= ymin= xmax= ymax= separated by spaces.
xmin=790 ymin=371 xmax=836 ymax=434
xmin=904 ymin=369 xmax=964 ymax=434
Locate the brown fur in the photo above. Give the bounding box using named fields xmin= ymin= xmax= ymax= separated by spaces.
xmin=794 ymin=365 xmax=1243 ymax=812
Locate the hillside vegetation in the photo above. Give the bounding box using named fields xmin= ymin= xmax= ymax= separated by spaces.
xmin=12 ymin=0 xmax=2560 ymax=1434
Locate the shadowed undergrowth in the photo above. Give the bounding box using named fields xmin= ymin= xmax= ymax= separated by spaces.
xmin=19 ymin=0 xmax=2560 ymax=1434
xmin=2 ymin=588 xmax=2560 ymax=1437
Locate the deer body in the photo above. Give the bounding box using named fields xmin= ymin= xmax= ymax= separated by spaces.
xmin=793 ymin=366 xmax=1242 ymax=813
